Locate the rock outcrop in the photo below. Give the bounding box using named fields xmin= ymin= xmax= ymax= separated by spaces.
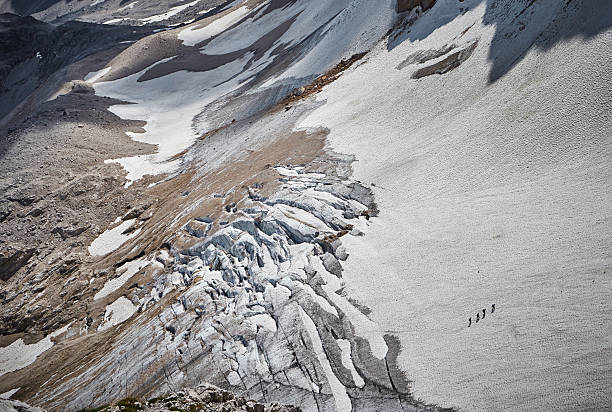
xmin=0 ymin=384 xmax=300 ymax=412
xmin=0 ymin=246 xmax=36 ymax=281
xmin=397 ymin=0 xmax=436 ymax=13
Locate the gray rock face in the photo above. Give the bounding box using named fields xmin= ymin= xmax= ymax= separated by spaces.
xmin=51 ymin=223 xmax=90 ymax=240
xmin=397 ymin=0 xmax=436 ymax=13
xmin=0 ymin=246 xmax=36 ymax=281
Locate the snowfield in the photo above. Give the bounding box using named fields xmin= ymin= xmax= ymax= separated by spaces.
xmin=92 ymin=0 xmax=396 ymax=186
xmin=300 ymin=0 xmax=612 ymax=410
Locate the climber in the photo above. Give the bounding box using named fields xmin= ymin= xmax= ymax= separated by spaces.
xmin=476 ymin=312 xmax=480 ymax=322
xmin=492 ymin=303 xmax=496 ymax=313
xmin=468 ymin=317 xmax=472 ymax=327
xmin=482 ymin=308 xmax=486 ymax=319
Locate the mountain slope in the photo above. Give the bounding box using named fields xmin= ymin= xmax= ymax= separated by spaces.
xmin=0 ymin=1 xmax=610 ymax=411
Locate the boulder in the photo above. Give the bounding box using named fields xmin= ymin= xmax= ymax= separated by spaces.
xmin=52 ymin=223 xmax=90 ymax=239
xmin=0 ymin=200 xmax=12 ymax=222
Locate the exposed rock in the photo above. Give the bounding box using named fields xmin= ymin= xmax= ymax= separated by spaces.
xmin=397 ymin=0 xmax=436 ymax=13
xmin=27 ymin=207 xmax=44 ymax=217
xmin=70 ymin=80 xmax=94 ymax=94
xmin=281 ymin=52 xmax=368 ymax=106
xmin=6 ymin=192 xmax=40 ymax=206
xmin=0 ymin=201 xmax=12 ymax=222
xmin=0 ymin=246 xmax=36 ymax=281
xmin=51 ymin=223 xmax=90 ymax=239
xmin=123 ymin=202 xmax=153 ymax=220
xmin=412 ymin=41 xmax=479 ymax=79
xmin=0 ymin=385 xmax=300 ymax=412
xmin=396 ymin=43 xmax=456 ymax=70
xmin=321 ymin=252 xmax=343 ymax=277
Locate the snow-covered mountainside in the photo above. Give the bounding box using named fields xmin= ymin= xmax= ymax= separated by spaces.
xmin=0 ymin=0 xmax=610 ymax=411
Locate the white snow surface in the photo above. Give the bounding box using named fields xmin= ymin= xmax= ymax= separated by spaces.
xmin=93 ymin=0 xmax=395 ymax=186
xmin=84 ymin=66 xmax=111 ymax=83
xmin=336 ymin=339 xmax=365 ymax=388
xmin=0 ymin=324 xmax=70 ymax=377
xmin=0 ymin=388 xmax=20 ymax=400
xmin=88 ymin=219 xmax=140 ymax=256
xmin=140 ymin=0 xmax=199 ymax=24
xmin=178 ymin=5 xmax=253 ymax=47
xmin=98 ymin=297 xmax=138 ymax=331
xmin=300 ymin=1 xmax=612 ymax=410
xmin=94 ymin=258 xmax=150 ymax=300
xmin=95 ymin=53 xmax=258 ymax=185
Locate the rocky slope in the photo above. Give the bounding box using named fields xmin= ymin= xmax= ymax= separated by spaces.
xmin=1 ymin=1 xmax=611 ymax=411
xmin=2 ymin=384 xmax=300 ymax=412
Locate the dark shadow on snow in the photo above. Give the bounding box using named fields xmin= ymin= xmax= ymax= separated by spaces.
xmin=388 ymin=0 xmax=612 ymax=82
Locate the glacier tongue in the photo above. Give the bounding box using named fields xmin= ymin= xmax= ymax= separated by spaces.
xmin=41 ymin=163 xmax=422 ymax=411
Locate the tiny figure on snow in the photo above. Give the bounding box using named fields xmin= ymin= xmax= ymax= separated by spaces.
xmin=476 ymin=313 xmax=480 ymax=322
xmin=491 ymin=303 xmax=496 ymax=313
xmin=468 ymin=317 xmax=472 ymax=327
xmin=482 ymin=308 xmax=486 ymax=319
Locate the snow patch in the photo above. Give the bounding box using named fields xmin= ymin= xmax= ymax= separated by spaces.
xmin=140 ymin=0 xmax=199 ymax=24
xmin=94 ymin=258 xmax=150 ymax=300
xmin=98 ymin=297 xmax=138 ymax=331
xmin=118 ymin=1 xmax=138 ymax=11
xmin=178 ymin=5 xmax=251 ymax=46
xmin=0 ymin=388 xmax=20 ymax=400
xmin=95 ymin=52 xmax=258 ymax=186
xmin=88 ymin=219 xmax=140 ymax=256
xmin=0 ymin=324 xmax=70 ymax=377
